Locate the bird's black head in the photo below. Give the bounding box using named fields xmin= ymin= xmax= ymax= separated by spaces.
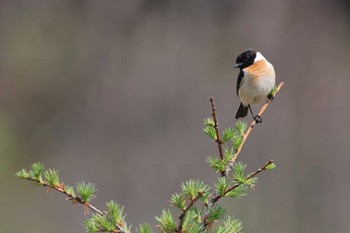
xmin=234 ymin=49 xmax=257 ymax=69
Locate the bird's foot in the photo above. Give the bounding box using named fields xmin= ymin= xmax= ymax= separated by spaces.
xmin=267 ymin=93 xmax=274 ymax=101
xmin=253 ymin=115 xmax=262 ymax=124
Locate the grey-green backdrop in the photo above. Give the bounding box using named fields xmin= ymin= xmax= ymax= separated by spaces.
xmin=1 ymin=1 xmax=349 ymax=233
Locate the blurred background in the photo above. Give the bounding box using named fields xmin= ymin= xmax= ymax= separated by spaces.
xmin=1 ymin=1 xmax=350 ymax=232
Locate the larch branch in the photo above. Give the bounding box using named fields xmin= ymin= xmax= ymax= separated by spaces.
xmin=24 ymin=177 xmax=129 ymax=233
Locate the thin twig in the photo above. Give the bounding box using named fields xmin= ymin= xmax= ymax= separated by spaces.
xmin=201 ymin=160 xmax=274 ymax=231
xmin=232 ymin=82 xmax=284 ymax=164
xmin=176 ymin=192 xmax=203 ymax=232
xmin=210 ymin=97 xmax=226 ymax=177
xmin=25 ymin=177 xmax=128 ymax=233
xmin=26 ymin=177 xmax=103 ymax=214
xmin=222 ymin=160 xmax=274 ymax=196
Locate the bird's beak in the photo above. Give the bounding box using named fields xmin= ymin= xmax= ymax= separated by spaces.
xmin=233 ymin=63 xmax=242 ymax=68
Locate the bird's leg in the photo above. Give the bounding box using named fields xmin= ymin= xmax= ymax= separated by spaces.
xmin=248 ymin=105 xmax=262 ymax=124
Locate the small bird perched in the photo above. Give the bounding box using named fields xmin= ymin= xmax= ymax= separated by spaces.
xmin=234 ymin=49 xmax=276 ymax=123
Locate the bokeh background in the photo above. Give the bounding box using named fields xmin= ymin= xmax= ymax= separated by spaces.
xmin=1 ymin=1 xmax=350 ymax=232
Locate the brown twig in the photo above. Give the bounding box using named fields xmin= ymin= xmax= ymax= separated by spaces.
xmin=26 ymin=177 xmax=103 ymax=214
xmin=222 ymin=160 xmax=274 ymax=196
xmin=176 ymin=192 xmax=203 ymax=232
xmin=201 ymin=160 xmax=274 ymax=230
xmin=25 ymin=177 xmax=128 ymax=233
xmin=210 ymin=97 xmax=226 ymax=177
xmin=232 ymin=82 xmax=284 ymax=164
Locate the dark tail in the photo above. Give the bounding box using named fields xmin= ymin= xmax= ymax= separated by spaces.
xmin=235 ymin=102 xmax=248 ymax=119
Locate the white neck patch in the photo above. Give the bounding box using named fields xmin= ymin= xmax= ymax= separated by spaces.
xmin=254 ymin=52 xmax=265 ymax=62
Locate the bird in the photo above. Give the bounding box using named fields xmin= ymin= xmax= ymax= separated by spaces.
xmin=234 ymin=49 xmax=276 ymax=123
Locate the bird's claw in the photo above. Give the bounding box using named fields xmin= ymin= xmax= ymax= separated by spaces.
xmin=267 ymin=93 xmax=274 ymax=101
xmin=253 ymin=115 xmax=262 ymax=124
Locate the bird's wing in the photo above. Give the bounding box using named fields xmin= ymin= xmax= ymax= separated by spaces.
xmin=236 ymin=70 xmax=244 ymax=97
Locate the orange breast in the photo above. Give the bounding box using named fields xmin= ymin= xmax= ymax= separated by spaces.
xmin=245 ymin=60 xmax=269 ymax=77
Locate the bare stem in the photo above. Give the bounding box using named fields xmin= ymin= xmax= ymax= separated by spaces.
xmin=232 ymin=82 xmax=285 ymax=163
xmin=210 ymin=97 xmax=226 ymax=177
